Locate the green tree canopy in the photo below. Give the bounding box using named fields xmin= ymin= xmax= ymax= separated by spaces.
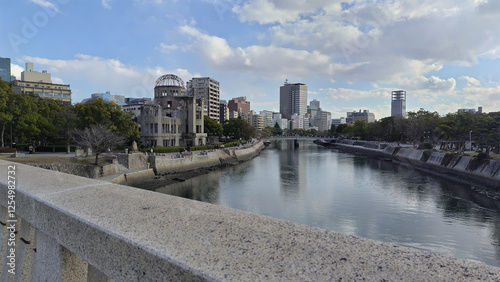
xmin=74 ymin=98 xmax=139 ymax=141
xmin=223 ymin=117 xmax=256 ymax=140
xmin=204 ymin=115 xmax=223 ymax=137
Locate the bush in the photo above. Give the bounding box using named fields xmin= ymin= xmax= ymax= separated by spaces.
xmin=418 ymin=143 xmax=433 ymax=150
xmin=114 ymin=145 xmax=132 ymax=151
xmin=223 ymin=142 xmax=238 ymax=148
xmin=0 ymin=147 xmax=16 ymax=153
xmin=148 ymin=146 xmax=185 ymax=153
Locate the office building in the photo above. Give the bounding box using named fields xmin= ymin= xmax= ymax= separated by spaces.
xmin=346 ymin=110 xmax=376 ymax=123
xmin=280 ymin=80 xmax=307 ymax=120
xmin=458 ymin=107 xmax=483 ymax=114
xmin=272 ymin=113 xmax=288 ymax=130
xmin=290 ymin=113 xmax=305 ymax=130
xmin=332 ymin=117 xmax=346 ymax=125
xmin=314 ymin=111 xmax=332 ymax=132
xmin=187 ymin=77 xmax=220 ymax=121
xmin=228 ymin=96 xmax=250 ymax=114
xmin=391 ymin=90 xmax=406 ymax=117
xmin=81 ymin=92 xmax=126 ymax=106
xmin=229 ymin=111 xmax=239 ymax=119
xmin=247 ymin=112 xmax=265 ymax=131
xmin=0 ymin=57 xmax=11 ymax=82
xmin=259 ymin=110 xmax=274 ymax=128
xmin=10 ymin=63 xmax=72 ymax=103
xmin=219 ymin=100 xmax=229 ymax=123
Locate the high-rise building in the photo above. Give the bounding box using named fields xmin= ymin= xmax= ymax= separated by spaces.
xmin=280 ymin=80 xmax=307 ymax=120
xmin=391 ymin=90 xmax=406 ymax=117
xmin=0 ymin=57 xmax=11 ymax=82
xmin=219 ymin=100 xmax=229 ymax=123
xmin=228 ymin=96 xmax=250 ymax=114
xmin=10 ymin=62 xmax=72 ymax=103
xmin=186 ymin=77 xmax=220 ymax=121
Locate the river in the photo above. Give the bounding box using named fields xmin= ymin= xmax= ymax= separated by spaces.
xmin=156 ymin=139 xmax=500 ymax=267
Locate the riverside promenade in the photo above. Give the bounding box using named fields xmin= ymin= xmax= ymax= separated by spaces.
xmin=2 ymin=159 xmax=500 ymax=281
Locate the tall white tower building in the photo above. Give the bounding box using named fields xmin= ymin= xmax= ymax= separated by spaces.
xmin=391 ymin=90 xmax=406 ymax=117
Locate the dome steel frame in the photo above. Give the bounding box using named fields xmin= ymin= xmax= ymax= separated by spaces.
xmin=155 ymin=74 xmax=185 ymax=88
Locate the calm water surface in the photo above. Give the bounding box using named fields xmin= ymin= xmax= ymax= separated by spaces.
xmin=156 ymin=140 xmax=500 ymax=267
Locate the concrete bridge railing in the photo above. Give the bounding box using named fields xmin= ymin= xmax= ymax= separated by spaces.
xmin=2 ymin=160 xmax=500 ymax=281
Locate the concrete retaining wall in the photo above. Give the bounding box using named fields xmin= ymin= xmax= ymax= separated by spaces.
xmin=2 ymin=160 xmax=500 ymax=281
xmin=150 ymin=141 xmax=265 ymax=174
xmin=116 ymin=153 xmax=147 ymax=170
xmin=333 ymin=143 xmax=500 ymax=188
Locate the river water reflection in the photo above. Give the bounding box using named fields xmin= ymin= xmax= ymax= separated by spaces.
xmin=156 ymin=140 xmax=500 ymax=267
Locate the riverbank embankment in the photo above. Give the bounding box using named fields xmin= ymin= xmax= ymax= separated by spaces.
xmin=319 ymin=140 xmax=500 ymax=195
xmin=111 ymin=140 xmax=266 ymax=189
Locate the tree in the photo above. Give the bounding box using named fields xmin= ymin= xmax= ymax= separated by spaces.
xmin=74 ymin=98 xmax=139 ymax=141
xmin=56 ymin=104 xmax=78 ymax=153
xmin=335 ymin=124 xmax=347 ymax=136
xmin=204 ymin=115 xmax=223 ymax=137
xmin=272 ymin=122 xmax=283 ymax=135
xmin=223 ymin=117 xmax=256 ymax=140
xmin=0 ymin=79 xmax=14 ymax=147
xmin=35 ymin=97 xmax=65 ymax=147
xmin=307 ymin=128 xmax=318 ymax=136
xmin=70 ymin=124 xmax=125 ymax=165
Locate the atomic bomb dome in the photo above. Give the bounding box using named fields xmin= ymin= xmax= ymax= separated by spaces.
xmin=155 ymin=74 xmax=185 ymax=88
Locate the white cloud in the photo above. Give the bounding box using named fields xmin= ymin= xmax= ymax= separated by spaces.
xmin=29 ymin=0 xmax=60 ymax=12
xmin=102 ymin=0 xmax=112 ymax=9
xmin=22 ymin=55 xmax=197 ymax=103
xmin=398 ymin=76 xmax=456 ymax=92
xmin=233 ymin=0 xmax=342 ymax=24
xmin=10 ymin=63 xmax=24 ymax=80
xmin=158 ymin=43 xmax=179 ymax=53
xmin=178 ymin=25 xmax=340 ymax=80
xmin=320 ymin=88 xmax=392 ymax=101
xmin=460 ymin=76 xmax=482 ymax=87
xmin=230 ymin=0 xmax=500 ymax=85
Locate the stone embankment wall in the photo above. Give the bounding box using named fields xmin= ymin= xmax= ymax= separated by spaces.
xmin=149 ymin=141 xmax=265 ymax=175
xmin=334 ymin=140 xmax=500 ymax=189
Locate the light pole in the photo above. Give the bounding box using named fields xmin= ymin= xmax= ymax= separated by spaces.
xmin=469 ymin=130 xmax=472 ymax=152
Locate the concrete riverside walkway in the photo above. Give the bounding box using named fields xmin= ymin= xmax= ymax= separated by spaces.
xmin=2 ymin=160 xmax=500 ymax=281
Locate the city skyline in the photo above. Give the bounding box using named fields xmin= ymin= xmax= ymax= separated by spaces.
xmin=1 ymin=1 xmax=499 ymax=120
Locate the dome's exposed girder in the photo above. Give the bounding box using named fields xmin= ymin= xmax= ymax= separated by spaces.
xmin=155 ymin=74 xmax=185 ymax=88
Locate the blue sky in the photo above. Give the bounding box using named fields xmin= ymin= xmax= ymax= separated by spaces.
xmin=1 ymin=0 xmax=499 ymax=120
